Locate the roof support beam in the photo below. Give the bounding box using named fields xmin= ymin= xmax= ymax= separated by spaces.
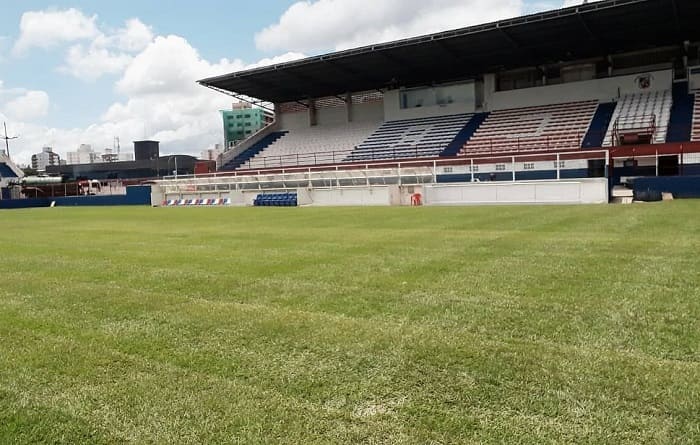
xmin=498 ymin=27 xmax=520 ymax=49
xmin=435 ymin=40 xmax=461 ymax=59
xmin=279 ymin=69 xmax=341 ymax=97
xmin=670 ymin=0 xmax=682 ymax=38
xmin=378 ymin=51 xmax=418 ymax=69
xmin=497 ymin=26 xmax=546 ymax=67
xmin=241 ymin=75 xmax=309 ymax=104
xmin=376 ymin=51 xmax=438 ymax=83
xmin=323 ymin=59 xmax=386 ymax=87
xmin=576 ymin=10 xmax=608 ymax=54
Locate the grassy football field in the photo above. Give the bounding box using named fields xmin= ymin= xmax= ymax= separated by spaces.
xmin=0 ymin=203 xmax=698 ymax=444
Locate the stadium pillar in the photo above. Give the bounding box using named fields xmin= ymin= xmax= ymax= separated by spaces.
xmin=655 ymin=150 xmax=659 ymax=177
xmin=345 ymin=93 xmax=353 ymax=123
xmin=556 ymin=153 xmax=561 ymax=180
xmin=308 ymin=99 xmax=317 ymax=126
xmin=606 ymin=150 xmax=613 ymax=189
xmin=483 ymin=74 xmax=496 ymax=111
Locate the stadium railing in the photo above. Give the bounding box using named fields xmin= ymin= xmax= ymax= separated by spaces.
xmin=158 ymin=149 xmax=610 ymax=195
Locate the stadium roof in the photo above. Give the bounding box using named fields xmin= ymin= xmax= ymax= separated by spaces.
xmin=199 ymin=0 xmax=700 ymax=104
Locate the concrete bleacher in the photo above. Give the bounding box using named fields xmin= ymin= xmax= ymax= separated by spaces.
xmin=221 ymin=131 xmax=288 ymax=171
xmin=240 ymin=122 xmax=378 ymax=169
xmin=602 ymin=90 xmax=672 ymax=146
xmin=344 ymin=114 xmax=472 ymax=161
xmin=461 ymin=100 xmax=598 ymax=154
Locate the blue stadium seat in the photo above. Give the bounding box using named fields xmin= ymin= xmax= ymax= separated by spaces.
xmin=254 ymin=192 xmax=298 ymax=207
xmin=344 ymin=114 xmax=473 ymax=162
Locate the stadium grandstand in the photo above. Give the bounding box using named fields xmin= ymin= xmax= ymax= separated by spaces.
xmin=154 ymin=0 xmax=700 ymax=206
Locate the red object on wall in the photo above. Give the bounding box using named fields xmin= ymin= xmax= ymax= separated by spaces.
xmin=411 ymin=193 xmax=422 ymax=206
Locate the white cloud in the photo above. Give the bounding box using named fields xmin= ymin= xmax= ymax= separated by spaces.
xmin=60 ymin=45 xmax=134 ymax=81
xmin=103 ymin=36 xmax=304 ymax=148
xmin=13 ymin=8 xmax=99 ymax=54
xmin=60 ymin=18 xmax=154 ymax=82
xmin=89 ymin=18 xmax=154 ymax=54
xmin=256 ymin=0 xmax=523 ymax=53
xmin=115 ymin=35 xmax=241 ymax=97
xmin=112 ymin=18 xmax=154 ymax=53
xmin=2 ymin=90 xmax=50 ymax=121
xmin=14 ymin=9 xmax=154 ymax=82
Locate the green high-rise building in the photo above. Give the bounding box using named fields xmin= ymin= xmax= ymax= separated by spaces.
xmin=221 ymin=105 xmax=272 ymax=148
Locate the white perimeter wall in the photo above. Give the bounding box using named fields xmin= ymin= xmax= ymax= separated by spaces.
xmin=489 ymin=69 xmax=672 ymax=110
xmin=308 ymin=186 xmax=393 ymax=206
xmin=422 ymin=179 xmax=608 ymax=205
xmin=383 ymin=89 xmax=476 ymax=121
xmin=153 ymin=179 xmax=608 ymax=206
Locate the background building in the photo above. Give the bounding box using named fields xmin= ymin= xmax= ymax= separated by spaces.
xmin=46 ymin=140 xmax=196 ymax=180
xmin=46 ymin=155 xmax=197 ymax=180
xmin=222 ymin=103 xmax=273 ymax=149
xmin=31 ymin=147 xmax=61 ymax=172
xmin=66 ymin=144 xmax=101 ymax=165
xmin=134 ymin=140 xmax=160 ymax=161
xmin=201 ymin=144 xmax=223 ymax=161
xmin=101 ymin=148 xmax=134 ymax=163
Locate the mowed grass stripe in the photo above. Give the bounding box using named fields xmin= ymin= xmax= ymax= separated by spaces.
xmin=0 ymin=203 xmax=698 ymax=444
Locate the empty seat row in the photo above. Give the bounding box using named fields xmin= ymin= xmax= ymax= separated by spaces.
xmin=241 ymin=123 xmax=379 ymax=169
xmin=462 ymin=100 xmax=598 ymax=155
xmin=602 ymin=90 xmax=671 ymax=146
xmin=163 ymin=198 xmax=231 ymax=206
xmin=345 ymin=113 xmax=473 ymax=161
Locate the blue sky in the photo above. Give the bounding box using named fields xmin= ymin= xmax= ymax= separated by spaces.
xmin=0 ymin=0 xmax=578 ymax=164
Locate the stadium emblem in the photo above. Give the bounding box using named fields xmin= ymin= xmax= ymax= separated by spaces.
xmin=635 ymin=74 xmax=653 ymax=90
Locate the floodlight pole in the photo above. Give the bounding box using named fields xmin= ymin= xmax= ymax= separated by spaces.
xmin=2 ymin=122 xmax=19 ymax=159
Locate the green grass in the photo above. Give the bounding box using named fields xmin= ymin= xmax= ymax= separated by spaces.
xmin=0 ymin=203 xmax=699 ymax=444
